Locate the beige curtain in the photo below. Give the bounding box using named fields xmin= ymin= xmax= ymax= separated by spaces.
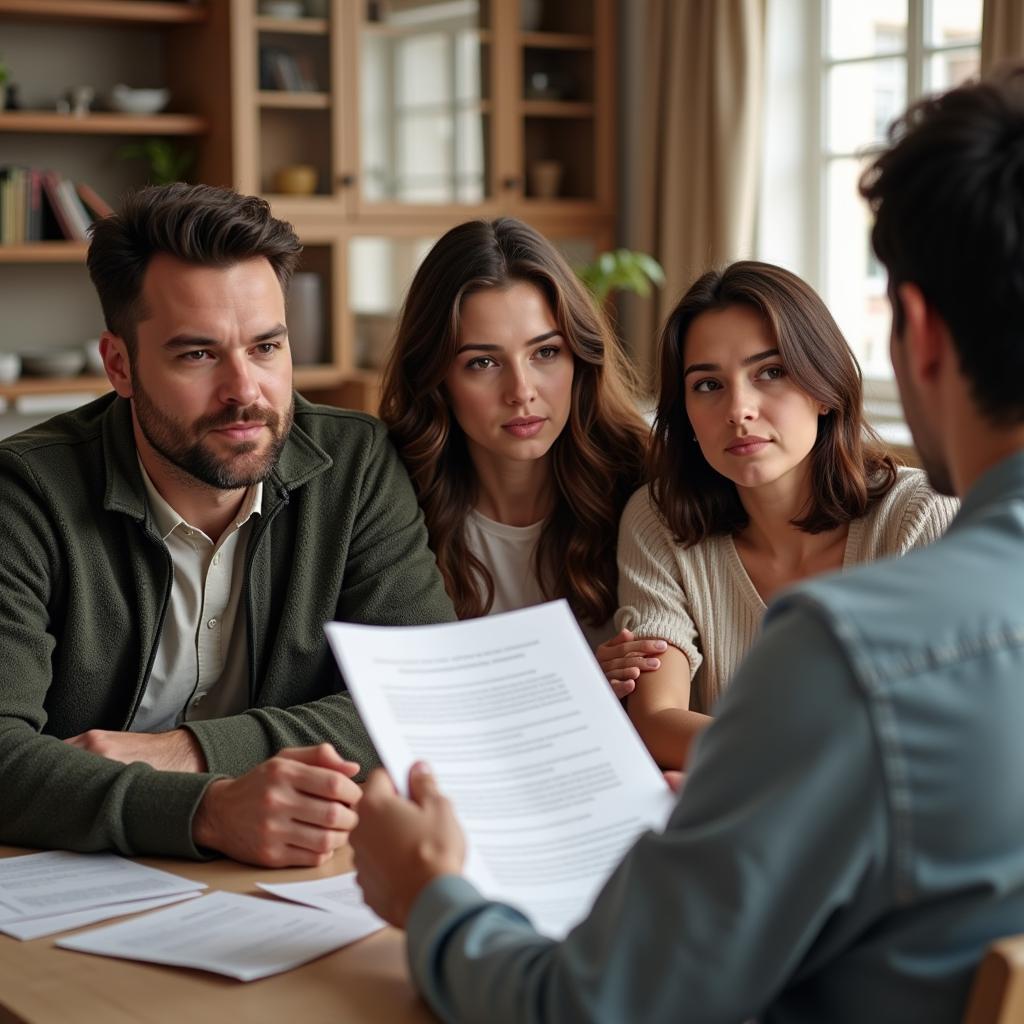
xmin=982 ymin=0 xmax=1024 ymax=73
xmin=625 ymin=0 xmax=766 ymax=383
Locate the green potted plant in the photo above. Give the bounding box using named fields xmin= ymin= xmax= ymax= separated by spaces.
xmin=577 ymin=248 xmax=665 ymax=303
xmin=0 ymin=56 xmax=9 ymax=110
xmin=117 ymin=139 xmax=195 ymax=185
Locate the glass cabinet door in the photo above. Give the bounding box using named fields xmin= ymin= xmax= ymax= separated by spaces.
xmin=358 ymin=0 xmax=493 ymax=207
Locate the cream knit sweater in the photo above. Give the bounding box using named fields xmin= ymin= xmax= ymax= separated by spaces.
xmin=615 ymin=467 xmax=959 ymax=713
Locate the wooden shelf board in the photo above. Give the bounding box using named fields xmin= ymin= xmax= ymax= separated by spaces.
xmin=0 ymin=367 xmax=358 ymax=401
xmin=0 ymin=0 xmax=207 ymax=25
xmin=256 ymin=15 xmax=328 ymax=34
xmin=362 ymin=22 xmax=491 ymax=43
xmin=0 ymin=242 xmax=90 ymax=263
xmin=0 ymin=111 xmax=207 ymax=135
xmin=521 ymin=101 xmax=595 ymax=118
xmin=258 ymin=91 xmax=330 ymax=110
xmin=294 ymin=366 xmax=347 ymax=389
xmin=0 ymin=376 xmax=109 ymax=401
xmin=520 ymin=31 xmax=594 ymax=50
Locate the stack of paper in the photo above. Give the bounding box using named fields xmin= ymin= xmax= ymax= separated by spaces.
xmin=325 ymin=600 xmax=677 ymax=939
xmin=0 ymin=851 xmax=206 ymax=940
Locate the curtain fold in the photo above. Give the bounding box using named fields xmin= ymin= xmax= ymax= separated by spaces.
xmin=982 ymin=0 xmax=1024 ymax=73
xmin=625 ymin=0 xmax=766 ymax=382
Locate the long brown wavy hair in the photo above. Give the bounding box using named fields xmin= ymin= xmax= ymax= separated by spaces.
xmin=380 ymin=217 xmax=648 ymax=625
xmin=650 ymin=261 xmax=898 ymax=545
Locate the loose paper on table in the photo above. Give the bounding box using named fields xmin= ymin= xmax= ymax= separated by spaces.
xmin=325 ymin=599 xmax=675 ymax=938
xmin=0 ymin=851 xmax=205 ymax=924
xmin=57 ymin=891 xmax=381 ymax=981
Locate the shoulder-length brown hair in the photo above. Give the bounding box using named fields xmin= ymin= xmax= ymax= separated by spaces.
xmin=650 ymin=261 xmax=897 ymax=545
xmin=380 ymin=217 xmax=648 ymax=625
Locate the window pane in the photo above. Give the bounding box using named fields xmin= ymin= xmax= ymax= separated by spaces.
xmin=824 ymin=158 xmax=893 ymax=379
xmin=360 ymin=1 xmax=489 ymax=204
xmin=827 ymin=0 xmax=907 ymax=60
xmin=927 ymin=0 xmax=981 ymax=48
xmin=926 ymin=48 xmax=980 ymax=93
xmin=827 ymin=58 xmax=906 ymax=153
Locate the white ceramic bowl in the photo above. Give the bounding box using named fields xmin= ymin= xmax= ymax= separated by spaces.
xmin=109 ymin=85 xmax=170 ymax=115
xmin=21 ymin=349 xmax=87 ymax=378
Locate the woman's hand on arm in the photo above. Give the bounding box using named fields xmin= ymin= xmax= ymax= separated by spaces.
xmin=596 ymin=628 xmax=669 ymax=698
xmin=625 ymin=646 xmax=712 ymax=770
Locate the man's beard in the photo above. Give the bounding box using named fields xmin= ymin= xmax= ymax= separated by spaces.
xmin=132 ymin=375 xmax=293 ymax=490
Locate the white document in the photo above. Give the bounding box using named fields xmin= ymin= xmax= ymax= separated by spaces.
xmin=324 ymin=600 xmax=676 ymax=938
xmin=1 ymin=891 xmax=203 ymax=941
xmin=0 ymin=851 xmax=205 ymax=924
xmin=257 ymin=870 xmax=386 ymax=937
xmin=57 ymin=891 xmax=383 ymax=981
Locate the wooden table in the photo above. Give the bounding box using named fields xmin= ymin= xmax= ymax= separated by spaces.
xmin=0 ymin=847 xmax=435 ymax=1024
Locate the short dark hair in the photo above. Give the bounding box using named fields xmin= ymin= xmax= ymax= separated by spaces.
xmin=649 ymin=261 xmax=897 ymax=544
xmin=87 ymin=183 xmax=302 ymax=352
xmin=860 ymin=66 xmax=1024 ymax=425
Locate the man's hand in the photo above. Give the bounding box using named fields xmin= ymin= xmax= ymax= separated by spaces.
xmin=351 ymin=762 xmax=466 ymax=929
xmin=192 ymin=744 xmax=360 ymax=868
xmin=64 ymin=728 xmax=206 ymax=771
xmin=596 ymin=629 xmax=668 ymax=698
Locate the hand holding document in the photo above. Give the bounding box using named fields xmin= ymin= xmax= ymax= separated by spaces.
xmin=325 ymin=600 xmax=676 ymax=938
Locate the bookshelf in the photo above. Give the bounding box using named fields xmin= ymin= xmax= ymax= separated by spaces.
xmin=0 ymin=0 xmax=617 ymax=415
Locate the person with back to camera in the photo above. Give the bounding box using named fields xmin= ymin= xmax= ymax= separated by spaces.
xmin=379 ymin=216 xmax=660 ymax=688
xmin=616 ymin=261 xmax=957 ymax=767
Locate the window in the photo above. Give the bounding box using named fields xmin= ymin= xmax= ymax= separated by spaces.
xmin=759 ymin=0 xmax=981 ymax=386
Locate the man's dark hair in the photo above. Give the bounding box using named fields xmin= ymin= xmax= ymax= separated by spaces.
xmin=861 ymin=66 xmax=1024 ymax=425
xmin=87 ymin=183 xmax=303 ymax=354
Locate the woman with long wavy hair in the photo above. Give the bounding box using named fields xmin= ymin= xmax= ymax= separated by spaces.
xmin=617 ymin=261 xmax=958 ymax=767
xmin=380 ymin=217 xmax=658 ymax=681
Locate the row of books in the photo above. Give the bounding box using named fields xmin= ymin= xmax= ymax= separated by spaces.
xmin=0 ymin=168 xmax=114 ymax=246
xmin=259 ymin=46 xmax=321 ymax=92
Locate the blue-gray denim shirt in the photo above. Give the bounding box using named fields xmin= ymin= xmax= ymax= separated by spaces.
xmin=406 ymin=451 xmax=1024 ymax=1023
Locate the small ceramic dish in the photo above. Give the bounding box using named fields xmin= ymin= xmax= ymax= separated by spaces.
xmin=21 ymin=349 xmax=87 ymax=378
xmin=109 ymin=85 xmax=171 ymax=115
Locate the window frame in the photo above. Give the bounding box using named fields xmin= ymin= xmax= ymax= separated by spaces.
xmin=811 ymin=0 xmax=980 ymax=399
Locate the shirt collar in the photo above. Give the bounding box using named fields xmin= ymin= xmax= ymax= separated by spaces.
xmin=136 ymin=455 xmax=263 ymax=542
xmin=954 ymin=449 xmax=1024 ymax=527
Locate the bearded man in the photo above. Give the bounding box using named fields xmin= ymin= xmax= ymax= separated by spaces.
xmin=0 ymin=184 xmax=454 ymax=866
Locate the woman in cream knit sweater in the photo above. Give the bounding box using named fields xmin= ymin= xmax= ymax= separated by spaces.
xmin=616 ymin=262 xmax=958 ymax=768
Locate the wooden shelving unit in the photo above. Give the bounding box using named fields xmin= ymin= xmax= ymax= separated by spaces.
xmin=0 ymin=0 xmax=616 ymax=415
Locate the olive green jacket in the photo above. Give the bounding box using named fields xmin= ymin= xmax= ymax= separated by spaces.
xmin=0 ymin=393 xmax=454 ymax=857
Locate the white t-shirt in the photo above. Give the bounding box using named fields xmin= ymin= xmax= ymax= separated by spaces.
xmin=464 ymin=509 xmax=614 ymax=653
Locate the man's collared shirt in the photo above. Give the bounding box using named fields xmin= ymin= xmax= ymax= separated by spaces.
xmin=406 ymin=452 xmax=1024 ymax=1024
xmin=133 ymin=458 xmax=262 ymax=733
